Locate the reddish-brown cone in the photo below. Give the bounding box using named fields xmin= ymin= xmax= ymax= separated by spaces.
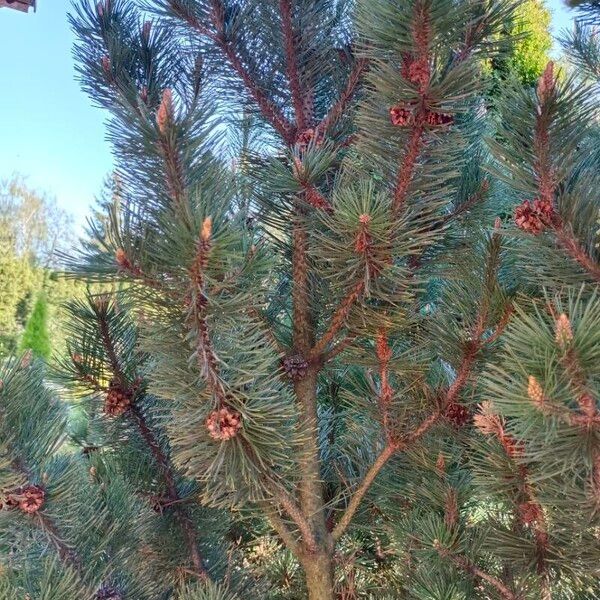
xmin=444 ymin=402 xmax=471 ymax=427
xmin=402 ymin=54 xmax=430 ymax=89
xmin=104 ymin=381 xmax=133 ymax=417
xmin=282 ymin=354 xmax=309 ymax=381
xmin=533 ymin=198 xmax=554 ymax=226
xmin=96 ymin=585 xmax=123 ymax=600
xmin=390 ymin=105 xmax=413 ymax=127
xmin=296 ymin=128 xmax=323 ymax=150
xmin=425 ymin=110 xmax=453 ymax=127
xmin=206 ymin=407 xmax=242 ymax=441
xmin=4 ymin=485 xmax=46 ymax=514
xmin=514 ymin=198 xmax=555 ymax=235
xmin=514 ymin=200 xmax=544 ymax=235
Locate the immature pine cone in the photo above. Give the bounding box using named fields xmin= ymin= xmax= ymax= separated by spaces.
xmin=425 ymin=110 xmax=453 ymax=127
xmin=408 ymin=59 xmax=429 ymax=88
xmin=514 ymin=198 xmax=554 ymax=235
xmin=555 ymin=313 xmax=573 ymax=349
xmin=390 ymin=105 xmax=413 ymax=127
xmin=96 ymin=585 xmax=123 ymax=600
xmin=104 ymin=380 xmax=133 ymax=417
xmin=206 ymin=407 xmax=242 ymax=441
xmin=3 ymin=485 xmax=46 ymax=514
xmin=444 ymin=402 xmax=471 ymax=427
xmin=283 ymin=354 xmax=309 ymax=380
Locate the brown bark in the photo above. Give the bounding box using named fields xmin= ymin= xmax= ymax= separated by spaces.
xmin=301 ymin=551 xmax=336 ymax=600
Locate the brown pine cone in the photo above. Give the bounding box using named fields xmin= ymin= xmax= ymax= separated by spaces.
xmin=206 ymin=406 xmax=242 ymax=441
xmin=96 ymin=585 xmax=123 ymax=600
xmin=282 ymin=354 xmax=309 ymax=380
xmin=104 ymin=380 xmax=133 ymax=417
xmin=3 ymin=485 xmax=46 ymax=514
xmin=444 ymin=402 xmax=471 ymax=428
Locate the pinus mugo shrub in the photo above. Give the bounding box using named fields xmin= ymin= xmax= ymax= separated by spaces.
xmin=1 ymin=1 xmax=599 ymax=599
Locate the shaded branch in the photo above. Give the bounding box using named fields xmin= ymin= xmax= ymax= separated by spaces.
xmin=130 ymin=405 xmax=210 ymax=580
xmin=434 ymin=542 xmax=518 ymax=600
xmin=280 ymin=0 xmax=306 ymax=130
xmin=314 ymin=57 xmax=369 ymax=138
xmin=332 ymin=411 xmax=439 ymax=542
xmin=309 ymin=280 xmax=364 ymax=361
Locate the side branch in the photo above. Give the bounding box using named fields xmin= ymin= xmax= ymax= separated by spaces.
xmin=309 ymin=280 xmax=364 ymax=361
xmin=130 ymin=406 xmax=210 ymax=580
xmin=434 ymin=542 xmax=517 ymax=600
xmin=332 ymin=412 xmax=439 ymax=542
xmin=280 ymin=0 xmax=306 ymax=130
xmin=315 ymin=57 xmax=369 ymax=138
xmin=554 ymin=225 xmax=600 ymax=283
xmin=179 ymin=0 xmax=294 ymax=142
xmin=394 ymin=124 xmax=424 ymax=214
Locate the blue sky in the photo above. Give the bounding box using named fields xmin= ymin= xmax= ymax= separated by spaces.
xmin=0 ymin=0 xmax=575 ymax=227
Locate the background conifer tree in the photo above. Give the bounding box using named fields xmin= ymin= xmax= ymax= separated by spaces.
xmin=19 ymin=293 xmax=51 ymax=360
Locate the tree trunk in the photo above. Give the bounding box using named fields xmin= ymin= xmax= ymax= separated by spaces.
xmin=292 ymin=223 xmax=335 ymax=599
xmin=301 ymin=551 xmax=336 ymax=600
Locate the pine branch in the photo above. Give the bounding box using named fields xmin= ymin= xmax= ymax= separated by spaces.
xmin=188 ymin=219 xmax=230 ymax=405
xmin=36 ymin=510 xmax=81 ymax=570
xmin=332 ymin=411 xmax=439 ymax=542
xmin=177 ymin=0 xmax=294 ymax=141
xmin=393 ymin=0 xmax=431 ymax=214
xmin=331 ymin=444 xmax=395 ymax=542
xmin=433 ymin=542 xmax=518 ymax=600
xmin=9 ymin=458 xmax=81 ymax=571
xmin=308 ymin=280 xmax=364 ymax=361
xmin=441 ymin=180 xmax=490 ymax=227
xmin=93 ymin=302 xmax=211 ymax=580
xmin=314 ymin=57 xmax=369 ymax=138
xmin=292 ymin=222 xmax=313 ymax=355
xmin=263 ymin=504 xmax=301 ymax=555
xmin=527 ymin=63 xmax=600 ymax=283
xmin=323 ymin=335 xmax=355 ymax=363
xmin=95 ymin=298 xmax=128 ymax=385
xmin=473 ymin=407 xmax=550 ymax=582
xmin=554 ymin=224 xmax=600 ymax=283
xmin=394 ymin=124 xmax=425 ymax=215
xmin=280 ymin=0 xmax=306 ymax=131
xmin=130 ymin=405 xmax=210 ymax=580
xmin=268 ymin=484 xmax=318 ymax=553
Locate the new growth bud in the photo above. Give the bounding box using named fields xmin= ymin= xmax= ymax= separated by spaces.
xmin=537 ymin=61 xmax=555 ymax=105
xmin=156 ymin=88 xmax=174 ymax=135
xmin=555 ymin=313 xmax=573 ymax=349
xmin=201 ymin=216 xmax=212 ymax=242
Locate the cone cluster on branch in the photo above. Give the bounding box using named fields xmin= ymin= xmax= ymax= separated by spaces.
xmin=104 ymin=380 xmax=133 ymax=416
xmin=206 ymin=406 xmax=242 ymax=441
xmin=1 ymin=485 xmax=45 ymax=514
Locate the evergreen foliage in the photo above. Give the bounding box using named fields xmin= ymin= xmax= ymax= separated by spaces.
xmin=1 ymin=1 xmax=599 ymax=599
xmin=19 ymin=293 xmax=51 ymax=360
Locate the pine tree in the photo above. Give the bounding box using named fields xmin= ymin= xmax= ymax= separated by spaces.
xmin=19 ymin=293 xmax=51 ymax=360
xmin=2 ymin=0 xmax=600 ymax=598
